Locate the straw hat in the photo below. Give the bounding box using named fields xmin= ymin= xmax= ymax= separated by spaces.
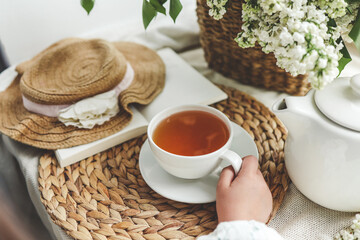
xmin=0 ymin=38 xmax=165 ymax=149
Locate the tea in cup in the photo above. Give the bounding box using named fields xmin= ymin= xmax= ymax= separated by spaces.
xmin=147 ymin=104 xmax=242 ymax=179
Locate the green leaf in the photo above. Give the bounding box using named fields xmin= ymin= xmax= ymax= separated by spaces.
xmin=81 ymin=0 xmax=95 ymax=15
xmin=349 ymin=11 xmax=360 ymax=53
xmin=338 ymin=39 xmax=352 ymax=75
xmin=346 ymin=6 xmax=353 ymax=15
xmin=143 ymin=0 xmax=157 ymax=29
xmin=346 ymin=0 xmax=360 ymax=3
xmin=169 ymin=0 xmax=183 ymax=22
xmin=150 ymin=0 xmax=166 ymax=15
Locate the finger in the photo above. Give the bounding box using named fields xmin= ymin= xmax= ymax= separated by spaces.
xmin=217 ymin=166 xmax=235 ymax=188
xmin=239 ymin=155 xmax=259 ymax=175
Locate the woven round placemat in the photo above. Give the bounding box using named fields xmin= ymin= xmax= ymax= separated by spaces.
xmin=39 ymin=85 xmax=289 ymax=240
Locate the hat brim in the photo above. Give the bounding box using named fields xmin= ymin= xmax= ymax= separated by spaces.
xmin=0 ymin=42 xmax=165 ymax=149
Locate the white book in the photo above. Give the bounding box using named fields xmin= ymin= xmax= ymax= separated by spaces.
xmin=55 ymin=48 xmax=228 ymax=167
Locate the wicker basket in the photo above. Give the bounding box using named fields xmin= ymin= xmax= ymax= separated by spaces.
xmin=196 ymin=0 xmax=310 ymax=95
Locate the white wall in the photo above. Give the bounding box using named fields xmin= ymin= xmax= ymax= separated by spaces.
xmin=0 ymin=0 xmax=144 ymax=64
xmin=0 ymin=0 xmax=198 ymax=65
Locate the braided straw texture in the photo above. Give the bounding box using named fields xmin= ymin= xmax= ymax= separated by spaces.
xmin=196 ymin=0 xmax=310 ymax=96
xmin=19 ymin=38 xmax=127 ymax=105
xmin=39 ymin=85 xmax=289 ymax=240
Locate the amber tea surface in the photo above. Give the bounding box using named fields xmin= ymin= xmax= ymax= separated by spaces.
xmin=152 ymin=110 xmax=229 ymax=156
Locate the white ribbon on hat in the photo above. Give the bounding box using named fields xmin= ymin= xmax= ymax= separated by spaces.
xmin=22 ymin=62 xmax=135 ymax=129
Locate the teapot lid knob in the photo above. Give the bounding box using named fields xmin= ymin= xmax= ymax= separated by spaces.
xmin=350 ymin=74 xmax=360 ymax=96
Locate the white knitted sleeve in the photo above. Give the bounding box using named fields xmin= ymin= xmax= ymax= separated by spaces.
xmin=198 ymin=220 xmax=284 ymax=240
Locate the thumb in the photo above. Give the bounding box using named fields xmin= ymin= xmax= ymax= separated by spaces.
xmin=217 ymin=166 xmax=235 ymax=188
xmin=239 ymin=155 xmax=259 ymax=175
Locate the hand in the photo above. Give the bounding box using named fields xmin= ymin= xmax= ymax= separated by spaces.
xmin=216 ymin=155 xmax=273 ymax=223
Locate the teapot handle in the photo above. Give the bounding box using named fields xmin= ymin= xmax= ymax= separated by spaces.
xmin=350 ymin=74 xmax=360 ymax=96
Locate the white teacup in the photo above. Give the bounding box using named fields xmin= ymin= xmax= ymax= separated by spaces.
xmin=147 ymin=104 xmax=242 ymax=179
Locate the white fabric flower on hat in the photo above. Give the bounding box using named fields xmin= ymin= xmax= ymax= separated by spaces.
xmin=58 ymin=90 xmax=119 ymax=129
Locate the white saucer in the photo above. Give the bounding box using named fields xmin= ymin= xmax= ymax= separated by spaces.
xmin=139 ymin=122 xmax=259 ymax=204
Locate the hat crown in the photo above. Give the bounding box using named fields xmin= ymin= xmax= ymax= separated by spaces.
xmin=20 ymin=39 xmax=127 ymax=105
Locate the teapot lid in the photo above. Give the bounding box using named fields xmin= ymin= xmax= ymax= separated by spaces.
xmin=315 ymin=74 xmax=360 ymax=131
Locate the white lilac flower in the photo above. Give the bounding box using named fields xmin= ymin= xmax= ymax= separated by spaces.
xmin=334 ymin=214 xmax=360 ymax=240
xmin=207 ymin=0 xmax=228 ymax=20
xmin=233 ymin=0 xmax=346 ymax=89
xmin=335 ymin=2 xmax=360 ymax=42
xmin=312 ymin=0 xmax=348 ymax=19
xmin=293 ymin=32 xmax=305 ymax=43
xmin=207 ymin=0 xmax=358 ymax=89
xmin=259 ymin=0 xmax=284 ymax=15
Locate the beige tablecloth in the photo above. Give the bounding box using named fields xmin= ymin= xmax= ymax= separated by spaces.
xmin=1 ymin=2 xmax=360 ymax=239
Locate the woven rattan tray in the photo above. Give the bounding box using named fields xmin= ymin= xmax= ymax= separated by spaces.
xmin=39 ymin=85 xmax=289 ymax=239
xmin=196 ymin=0 xmax=310 ymax=96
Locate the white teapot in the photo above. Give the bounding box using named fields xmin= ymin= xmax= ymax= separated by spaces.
xmin=272 ymin=74 xmax=360 ymax=211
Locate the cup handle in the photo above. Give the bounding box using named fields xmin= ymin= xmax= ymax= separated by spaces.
xmin=215 ymin=150 xmax=242 ymax=176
